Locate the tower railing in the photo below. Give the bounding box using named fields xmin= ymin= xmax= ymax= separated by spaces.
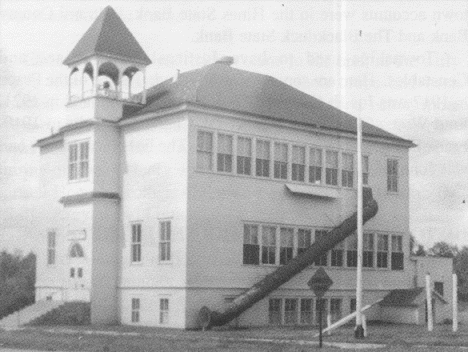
xmin=68 ymin=89 xmax=143 ymax=104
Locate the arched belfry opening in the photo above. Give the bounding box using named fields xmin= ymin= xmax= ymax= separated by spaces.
xmin=62 ymin=6 xmax=152 ymax=106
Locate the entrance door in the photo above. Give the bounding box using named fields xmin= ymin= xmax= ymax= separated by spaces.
xmin=67 ymin=243 xmax=89 ymax=301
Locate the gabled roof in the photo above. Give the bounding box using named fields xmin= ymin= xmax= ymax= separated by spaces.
xmin=380 ymin=287 xmax=448 ymax=307
xmin=122 ymin=62 xmax=414 ymax=146
xmin=63 ymin=6 xmax=151 ymax=66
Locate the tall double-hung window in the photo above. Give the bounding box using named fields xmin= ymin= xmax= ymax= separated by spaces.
xmin=217 ymin=133 xmax=233 ymax=172
xmin=261 ymin=226 xmax=276 ymax=264
xmin=387 ymin=159 xmax=399 ymax=192
xmin=159 ymin=221 xmax=171 ymax=262
xmin=292 ymin=146 xmax=305 ymax=182
xmin=363 ymin=233 xmax=374 ymax=268
xmin=309 ymin=148 xmax=322 ymax=184
xmin=47 ymin=231 xmax=56 ymax=265
xmin=256 ymin=140 xmax=270 ymax=177
xmin=243 ymin=224 xmax=259 ymax=265
xmin=297 ymin=229 xmax=312 ymax=256
xmin=196 ymin=131 xmax=213 ymax=171
xmin=377 ymin=234 xmax=389 ymax=268
xmin=279 ymin=227 xmax=294 ymax=265
xmin=314 ymin=230 xmax=328 ymax=266
xmin=274 ymin=142 xmax=288 ymax=179
xmin=391 ymin=235 xmax=404 ymax=270
xmin=347 ymin=233 xmax=358 ymax=267
xmin=237 ymin=137 xmax=252 ymax=175
xmin=131 ymin=223 xmax=142 ymax=263
xmin=325 ymin=151 xmax=338 ymax=186
xmin=342 ymin=153 xmax=354 ymax=188
xmin=68 ymin=141 xmax=89 ymax=180
xmin=362 ymin=156 xmax=369 ymax=185
xmin=331 ymin=241 xmax=344 ymax=267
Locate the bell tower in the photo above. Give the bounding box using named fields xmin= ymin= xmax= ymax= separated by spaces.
xmin=63 ymin=6 xmax=151 ymax=123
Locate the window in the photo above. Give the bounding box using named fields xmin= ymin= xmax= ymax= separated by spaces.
xmin=387 ymin=159 xmax=399 ymax=192
xmin=68 ymin=141 xmax=89 ymax=180
xmin=131 ymin=298 xmax=140 ymax=323
xmin=331 ymin=241 xmax=344 ymax=267
xmin=314 ymin=230 xmax=328 ymax=266
xmin=284 ymin=299 xmax=298 ymax=325
xmin=377 ymin=234 xmax=388 ymax=268
xmin=131 ymin=223 xmax=142 ymax=263
xmin=292 ymin=146 xmax=305 ymax=182
xmin=330 ymin=298 xmax=342 ymax=323
xmin=70 ymin=268 xmax=75 ymax=278
xmin=350 ymin=298 xmax=356 ymax=313
xmin=256 ymin=140 xmax=270 ymax=177
xmin=269 ymin=298 xmax=282 ymax=325
xmin=391 ymin=235 xmax=404 ymax=270
xmin=261 ymin=226 xmax=276 ymax=265
xmin=243 ymin=224 xmax=259 ymax=265
xmin=347 ymin=233 xmax=357 ymax=267
xmin=300 ymin=298 xmax=313 ymax=325
xmin=434 ymin=282 xmax=444 ymax=296
xmin=217 ymin=133 xmax=233 ymax=172
xmin=279 ymin=228 xmax=294 ymax=265
xmin=274 ymin=142 xmax=288 ymax=180
xmin=160 ymin=298 xmax=169 ymax=324
xmin=77 ymin=267 xmax=83 ymax=278
xmin=237 ymin=137 xmax=252 ymax=175
xmin=363 ymin=156 xmax=369 ymax=185
xmin=47 ymin=231 xmax=56 ymax=265
xmin=326 ymin=151 xmax=338 ymax=186
xmin=315 ymin=298 xmax=328 ymax=325
xmin=159 ymin=221 xmax=171 ymax=262
xmin=196 ymin=131 xmax=213 ymax=171
xmin=342 ymin=153 xmax=354 ymax=188
xmin=70 ymin=243 xmax=84 ymax=258
xmin=309 ymin=148 xmax=322 ymax=185
xmin=363 ymin=233 xmax=374 ymax=268
xmin=297 ymin=229 xmax=312 ymax=256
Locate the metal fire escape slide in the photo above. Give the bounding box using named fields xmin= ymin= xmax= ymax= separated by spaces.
xmin=198 ymin=187 xmax=379 ymax=329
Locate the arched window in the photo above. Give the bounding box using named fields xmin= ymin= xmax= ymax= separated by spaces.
xmin=69 ymin=67 xmax=81 ymax=102
xmin=70 ymin=243 xmax=84 ymax=258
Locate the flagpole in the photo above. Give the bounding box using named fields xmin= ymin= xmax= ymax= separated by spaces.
xmin=355 ymin=115 xmax=364 ymax=338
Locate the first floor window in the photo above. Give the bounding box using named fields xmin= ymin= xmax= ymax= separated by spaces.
xmin=314 ymin=230 xmax=328 ymax=266
xmin=131 ymin=223 xmax=142 ymax=263
xmin=347 ymin=233 xmax=357 ymax=267
xmin=77 ymin=267 xmax=83 ymax=278
xmin=70 ymin=268 xmax=75 ymax=278
xmin=262 ymin=226 xmax=276 ymax=265
xmin=331 ymin=241 xmax=344 ymax=267
xmin=315 ymin=298 xmax=328 ymax=325
xmin=363 ymin=233 xmax=374 ymax=268
xmin=297 ymin=229 xmax=312 ymax=257
xmin=159 ymin=221 xmax=171 ymax=262
xmin=68 ymin=141 xmax=89 ymax=180
xmin=387 ymin=159 xmax=399 ymax=192
xmin=309 ymin=148 xmax=322 ymax=185
xmin=237 ymin=136 xmax=252 ymax=175
xmin=197 ymin=131 xmax=213 ymax=171
xmin=269 ymin=298 xmax=282 ymax=325
xmin=391 ymin=235 xmax=404 ymax=270
xmin=292 ymin=146 xmax=305 ymax=182
xmin=326 ymin=151 xmax=338 ymax=186
xmin=350 ymin=298 xmax=356 ymax=313
xmin=363 ymin=155 xmax=369 ymax=185
xmin=217 ymin=133 xmax=233 ymax=172
xmin=284 ymin=299 xmax=298 ymax=325
xmin=243 ymin=224 xmax=259 ymax=265
xmin=434 ymin=282 xmax=444 ymax=296
xmin=160 ymin=298 xmax=169 ymax=324
xmin=341 ymin=153 xmax=354 ymax=188
xmin=300 ymin=298 xmax=313 ymax=325
xmin=274 ymin=142 xmax=288 ymax=180
xmin=47 ymin=231 xmax=56 ymax=265
xmin=279 ymin=228 xmax=294 ymax=265
xmin=330 ymin=298 xmax=342 ymax=323
xmin=377 ymin=234 xmax=389 ymax=268
xmin=131 ymin=298 xmax=140 ymax=323
xmin=256 ymin=140 xmax=270 ymax=177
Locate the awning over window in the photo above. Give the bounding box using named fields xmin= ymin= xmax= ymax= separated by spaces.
xmin=285 ymin=183 xmax=340 ymax=199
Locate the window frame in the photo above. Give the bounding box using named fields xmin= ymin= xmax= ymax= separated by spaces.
xmin=325 ymin=150 xmax=339 ymax=186
xmin=261 ymin=225 xmax=277 ymax=265
xmin=243 ymin=224 xmax=260 ymax=265
xmin=159 ymin=220 xmax=171 ymax=262
xmin=331 ymin=241 xmax=344 ymax=267
xmin=309 ymin=147 xmax=323 ymax=185
xmin=363 ymin=233 xmax=374 ymax=268
xmin=131 ymin=222 xmax=142 ymax=264
xmin=279 ymin=227 xmax=294 ymax=265
xmin=256 ymin=139 xmax=271 ymax=178
xmin=196 ymin=130 xmax=214 ymax=171
xmin=268 ymin=298 xmax=282 ymax=325
xmin=47 ymin=230 xmax=56 ymax=265
xmin=273 ymin=142 xmax=288 ymax=180
xmin=159 ymin=298 xmax=170 ymax=325
xmin=377 ymin=234 xmax=389 ymax=269
xmin=217 ymin=133 xmax=233 ymax=173
xmin=237 ymin=136 xmax=252 ymax=176
xmin=68 ymin=140 xmax=89 ymax=182
xmin=391 ymin=234 xmax=404 ymax=270
xmin=341 ymin=152 xmax=354 ymax=188
xmin=314 ymin=230 xmax=329 ymax=266
xmin=131 ymin=297 xmax=140 ymax=323
xmin=387 ymin=158 xmax=399 ymax=193
xmin=292 ymin=145 xmax=306 ymax=182
xmin=362 ymin=155 xmax=369 ymax=186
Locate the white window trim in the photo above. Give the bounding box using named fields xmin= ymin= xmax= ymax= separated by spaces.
xmin=159 ymin=218 xmax=173 ymax=264
xmin=131 ymin=296 xmax=142 ymax=324
xmin=386 ymin=157 xmax=400 ymax=194
xmin=158 ymin=296 xmax=171 ymax=325
xmin=130 ymin=221 xmax=143 ymax=265
xmin=67 ymin=139 xmax=90 ymax=183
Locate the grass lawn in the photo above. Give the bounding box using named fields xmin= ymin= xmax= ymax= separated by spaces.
xmin=0 ymin=322 xmax=467 ymax=351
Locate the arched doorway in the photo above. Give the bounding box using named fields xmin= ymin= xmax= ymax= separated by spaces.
xmin=67 ymin=243 xmax=88 ymax=301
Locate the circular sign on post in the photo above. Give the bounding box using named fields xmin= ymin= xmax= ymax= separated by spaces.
xmin=308 ymin=267 xmax=333 ymax=298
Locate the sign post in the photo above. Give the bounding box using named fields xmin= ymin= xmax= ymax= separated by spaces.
xmin=308 ymin=267 xmax=333 ymax=348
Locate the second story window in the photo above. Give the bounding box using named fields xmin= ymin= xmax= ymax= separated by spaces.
xmin=331 ymin=241 xmax=344 ymax=267
xmin=243 ymin=224 xmax=259 ymax=265
xmin=197 ymin=131 xmax=213 ymax=171
xmin=309 ymin=148 xmax=322 ymax=185
xmin=217 ymin=134 xmax=233 ymax=172
xmin=159 ymin=221 xmax=171 ymax=262
xmin=131 ymin=223 xmax=142 ymax=263
xmin=362 ymin=156 xmax=369 ymax=185
xmin=261 ymin=226 xmax=276 ymax=265
xmin=391 ymin=235 xmax=404 ymax=270
xmin=297 ymin=229 xmax=312 ymax=256
xmin=377 ymin=234 xmax=388 ymax=268
xmin=292 ymin=146 xmax=305 ymax=182
xmin=237 ymin=137 xmax=252 ymax=175
xmin=387 ymin=159 xmax=399 ymax=192
xmin=347 ymin=233 xmax=358 ymax=267
xmin=314 ymin=230 xmax=328 ymax=266
xmin=69 ymin=141 xmax=89 ymax=181
xmin=279 ymin=227 xmax=294 ymax=265
xmin=256 ymin=140 xmax=270 ymax=177
xmin=47 ymin=231 xmax=56 ymax=265
xmin=363 ymin=233 xmax=374 ymax=268
xmin=274 ymin=142 xmax=288 ymax=180
xmin=342 ymin=153 xmax=354 ymax=188
xmin=325 ymin=151 xmax=338 ymax=186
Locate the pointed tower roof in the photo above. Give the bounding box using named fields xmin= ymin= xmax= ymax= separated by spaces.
xmin=63 ymin=6 xmax=152 ymax=66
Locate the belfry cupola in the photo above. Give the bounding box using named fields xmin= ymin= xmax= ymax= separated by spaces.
xmin=63 ymin=6 xmax=151 ymax=111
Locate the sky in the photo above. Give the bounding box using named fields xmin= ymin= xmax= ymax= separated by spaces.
xmin=0 ymin=0 xmax=467 ymax=254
